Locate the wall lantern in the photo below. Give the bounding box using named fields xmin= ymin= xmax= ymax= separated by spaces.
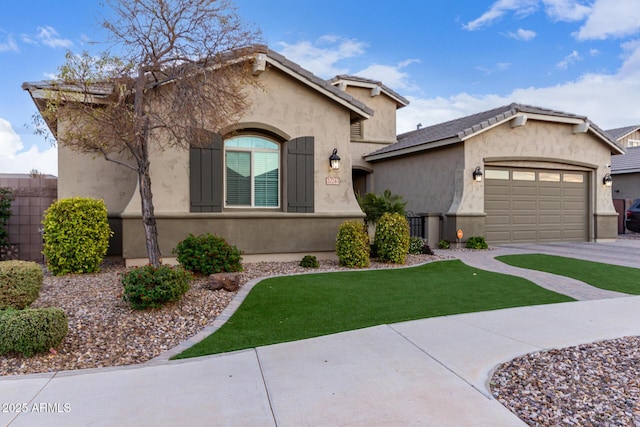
xmin=603 ymin=173 xmax=613 ymax=187
xmin=472 ymin=166 xmax=483 ymax=182
xmin=329 ymin=149 xmax=341 ymax=171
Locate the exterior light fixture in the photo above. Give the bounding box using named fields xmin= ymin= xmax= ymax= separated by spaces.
xmin=472 ymin=166 xmax=483 ymax=182
xmin=603 ymin=173 xmax=613 ymax=187
xmin=329 ymin=149 xmax=341 ymax=171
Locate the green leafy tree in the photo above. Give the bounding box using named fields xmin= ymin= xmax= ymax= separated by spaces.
xmin=29 ymin=0 xmax=261 ymax=267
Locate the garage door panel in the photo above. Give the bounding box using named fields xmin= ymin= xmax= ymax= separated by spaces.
xmin=485 ymin=167 xmax=588 ymax=244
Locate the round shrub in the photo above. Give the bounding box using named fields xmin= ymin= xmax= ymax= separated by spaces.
xmin=0 ymin=261 xmax=43 ymax=309
xmin=122 ymin=264 xmax=192 ymax=310
xmin=174 ymin=233 xmax=243 ymax=275
xmin=466 ymin=236 xmax=489 ymax=250
xmin=0 ymin=308 xmax=68 ymax=357
xmin=42 ymin=197 xmax=112 ymax=276
xmin=299 ymin=255 xmax=319 ymax=268
xmin=438 ymin=239 xmax=450 ymax=249
xmin=374 ymin=212 xmax=410 ymax=264
xmin=336 ymin=220 xmax=370 ymax=268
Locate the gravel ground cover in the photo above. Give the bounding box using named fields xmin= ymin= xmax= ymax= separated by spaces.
xmin=491 ymin=337 xmax=640 ymax=426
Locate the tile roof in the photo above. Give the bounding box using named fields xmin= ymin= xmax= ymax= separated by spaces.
xmin=365 ymin=102 xmax=621 ymax=160
xmin=612 ymin=147 xmax=640 ymax=174
xmin=606 ymin=125 xmax=640 ymax=141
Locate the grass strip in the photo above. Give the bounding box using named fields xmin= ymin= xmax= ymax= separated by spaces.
xmin=496 ymin=253 xmax=640 ymax=295
xmin=174 ymin=259 xmax=573 ymax=359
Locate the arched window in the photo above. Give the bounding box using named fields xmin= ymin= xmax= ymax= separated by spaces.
xmin=224 ymin=135 xmax=280 ymax=208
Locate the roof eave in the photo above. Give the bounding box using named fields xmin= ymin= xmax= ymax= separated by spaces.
xmin=364 ymin=136 xmax=461 ymax=162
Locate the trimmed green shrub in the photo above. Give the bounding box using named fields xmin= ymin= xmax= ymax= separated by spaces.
xmin=0 ymin=261 xmax=43 ymax=309
xmin=357 ymin=189 xmax=407 ymax=226
xmin=336 ymin=220 xmax=370 ymax=268
xmin=0 ymin=187 xmax=12 ymax=247
xmin=374 ymin=212 xmax=410 ymax=264
xmin=299 ymin=255 xmax=320 ymax=268
xmin=42 ymin=197 xmax=112 ymax=276
xmin=122 ymin=264 xmax=192 ymax=310
xmin=408 ymin=237 xmax=426 ymax=255
xmin=466 ymin=236 xmax=489 ymax=250
xmin=174 ymin=233 xmax=243 ymax=275
xmin=0 ymin=308 xmax=68 ymax=357
xmin=438 ymin=240 xmax=450 ymax=249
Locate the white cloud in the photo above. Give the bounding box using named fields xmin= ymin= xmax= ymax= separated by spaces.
xmin=0 ymin=118 xmax=57 ymax=175
xmin=463 ymin=0 xmax=539 ymax=31
xmin=397 ymin=42 xmax=640 ymax=133
xmin=22 ymin=26 xmax=73 ymax=49
xmin=355 ymin=60 xmax=420 ymax=92
xmin=276 ymin=37 xmax=367 ymax=78
xmin=575 ymin=0 xmax=640 ymax=40
xmin=542 ymin=0 xmax=591 ymax=22
xmin=0 ymin=34 xmax=19 ymax=53
xmin=556 ymin=50 xmax=582 ymax=69
xmin=506 ymin=28 xmax=537 ymax=40
xmin=475 ymin=62 xmax=512 ymax=75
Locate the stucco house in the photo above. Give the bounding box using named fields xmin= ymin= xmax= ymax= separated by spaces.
xmin=607 ymin=125 xmax=640 ymax=233
xmin=363 ymin=103 xmax=624 ymax=245
xmin=22 ymin=48 xmax=407 ymax=265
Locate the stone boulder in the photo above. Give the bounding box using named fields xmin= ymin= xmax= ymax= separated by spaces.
xmin=207 ymin=272 xmax=242 ymax=292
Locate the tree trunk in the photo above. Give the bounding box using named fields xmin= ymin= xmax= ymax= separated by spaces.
xmin=138 ymin=164 xmax=162 ymax=267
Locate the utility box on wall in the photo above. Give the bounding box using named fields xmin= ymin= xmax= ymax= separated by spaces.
xmin=0 ymin=174 xmax=57 ymax=262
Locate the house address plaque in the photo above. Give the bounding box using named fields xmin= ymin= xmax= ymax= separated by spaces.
xmin=326 ymin=177 xmax=341 ymax=185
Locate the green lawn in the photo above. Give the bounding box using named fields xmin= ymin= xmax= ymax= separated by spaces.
xmin=496 ymin=254 xmax=640 ymax=295
xmin=173 ymin=259 xmax=574 ymax=359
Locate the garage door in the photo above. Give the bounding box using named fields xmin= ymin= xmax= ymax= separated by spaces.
xmin=485 ymin=168 xmax=588 ymax=244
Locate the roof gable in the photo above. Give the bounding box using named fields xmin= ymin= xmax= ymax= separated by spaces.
xmin=365 ymin=103 xmax=623 ymax=161
xmin=328 ymin=75 xmax=409 ymax=109
xmin=606 ymin=125 xmax=640 ymax=141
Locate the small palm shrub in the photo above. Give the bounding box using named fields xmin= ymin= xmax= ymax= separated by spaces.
xmin=174 ymin=233 xmax=243 ymax=275
xmin=357 ymin=189 xmax=407 ymax=225
xmin=42 ymin=197 xmax=112 ymax=275
xmin=122 ymin=265 xmax=192 ymax=310
xmin=0 ymin=261 xmax=43 ymax=309
xmin=438 ymin=240 xmax=450 ymax=249
xmin=374 ymin=212 xmax=410 ymax=264
xmin=466 ymin=236 xmax=489 ymax=249
xmin=299 ymin=255 xmax=319 ymax=268
xmin=0 ymin=308 xmax=68 ymax=357
xmin=336 ymin=220 xmax=370 ymax=268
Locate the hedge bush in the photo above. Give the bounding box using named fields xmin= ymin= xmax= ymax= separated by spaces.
xmin=174 ymin=233 xmax=243 ymax=275
xmin=336 ymin=220 xmax=370 ymax=268
xmin=122 ymin=264 xmax=192 ymax=310
xmin=0 ymin=261 xmax=43 ymax=309
xmin=0 ymin=308 xmax=68 ymax=357
xmin=438 ymin=240 xmax=450 ymax=249
xmin=374 ymin=212 xmax=410 ymax=264
xmin=466 ymin=236 xmax=489 ymax=249
xmin=408 ymin=237 xmax=425 ymax=255
xmin=299 ymin=255 xmax=319 ymax=268
xmin=42 ymin=197 xmax=112 ymax=275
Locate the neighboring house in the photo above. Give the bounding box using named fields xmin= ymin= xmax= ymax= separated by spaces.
xmin=364 ymin=103 xmax=623 ymax=245
xmin=607 ymin=125 xmax=640 ymax=233
xmin=23 ymin=48 xmax=406 ymax=265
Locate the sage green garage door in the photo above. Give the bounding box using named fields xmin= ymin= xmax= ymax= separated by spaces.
xmin=484 ymin=168 xmax=588 ymax=244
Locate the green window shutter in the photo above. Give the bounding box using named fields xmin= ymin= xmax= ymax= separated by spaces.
xmin=190 ymin=133 xmax=223 ymax=212
xmin=287 ymin=136 xmax=314 ymax=213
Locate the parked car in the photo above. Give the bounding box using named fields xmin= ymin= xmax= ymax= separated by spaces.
xmin=626 ymin=199 xmax=640 ymax=233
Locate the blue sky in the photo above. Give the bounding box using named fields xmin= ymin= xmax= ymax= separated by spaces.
xmin=2 ymin=0 xmax=640 ymax=175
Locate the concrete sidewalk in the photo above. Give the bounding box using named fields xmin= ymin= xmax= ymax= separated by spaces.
xmin=2 ymin=241 xmax=640 ymax=426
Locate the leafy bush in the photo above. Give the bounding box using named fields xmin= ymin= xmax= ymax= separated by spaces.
xmin=0 ymin=308 xmax=68 ymax=357
xmin=374 ymin=212 xmax=410 ymax=264
xmin=299 ymin=255 xmax=319 ymax=268
xmin=0 ymin=187 xmax=12 ymax=247
xmin=466 ymin=236 xmax=489 ymax=250
xmin=408 ymin=237 xmax=426 ymax=255
xmin=122 ymin=264 xmax=192 ymax=310
xmin=42 ymin=197 xmax=112 ymax=275
xmin=438 ymin=240 xmax=450 ymax=249
xmin=357 ymin=189 xmax=407 ymax=225
xmin=0 ymin=261 xmax=43 ymax=309
xmin=336 ymin=220 xmax=370 ymax=268
xmin=174 ymin=233 xmax=243 ymax=275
